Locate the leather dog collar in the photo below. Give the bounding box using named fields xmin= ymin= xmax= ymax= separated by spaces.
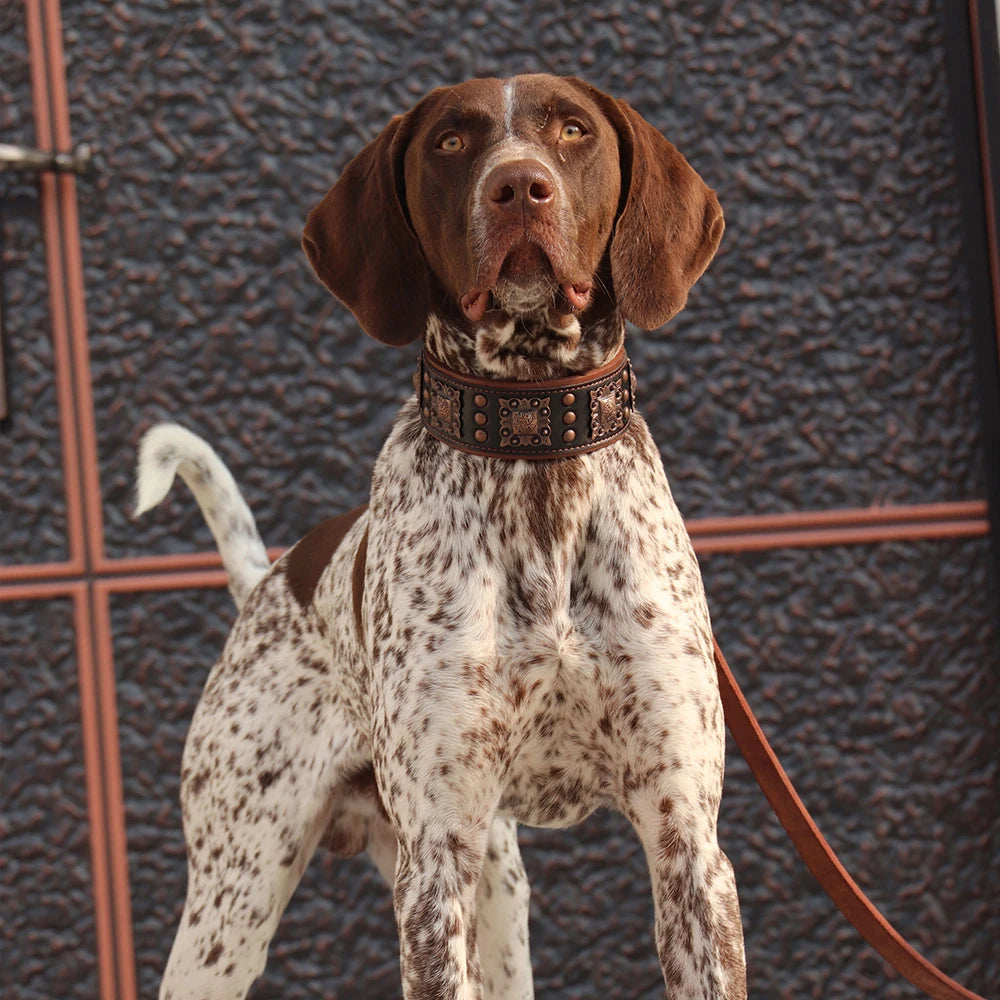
xmin=417 ymin=347 xmax=635 ymax=459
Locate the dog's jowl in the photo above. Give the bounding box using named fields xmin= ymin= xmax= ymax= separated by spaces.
xmin=137 ymin=74 xmax=745 ymax=1000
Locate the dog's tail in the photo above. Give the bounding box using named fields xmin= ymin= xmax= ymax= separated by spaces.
xmin=134 ymin=423 xmax=271 ymax=610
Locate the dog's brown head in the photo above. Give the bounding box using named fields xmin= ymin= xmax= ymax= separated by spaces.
xmin=303 ymin=75 xmax=722 ymax=374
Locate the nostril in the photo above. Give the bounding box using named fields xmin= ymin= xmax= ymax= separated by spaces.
xmin=528 ymin=179 xmax=553 ymax=202
xmin=491 ymin=184 xmax=516 ymax=204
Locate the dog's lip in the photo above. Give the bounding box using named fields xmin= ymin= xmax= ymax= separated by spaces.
xmin=461 ymin=289 xmax=492 ymax=322
xmin=561 ymin=281 xmax=593 ymax=312
xmin=461 ymin=279 xmax=593 ymax=322
xmin=462 ymin=238 xmax=593 ymax=321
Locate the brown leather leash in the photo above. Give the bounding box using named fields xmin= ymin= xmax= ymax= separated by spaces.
xmin=714 ymin=639 xmax=987 ymax=1000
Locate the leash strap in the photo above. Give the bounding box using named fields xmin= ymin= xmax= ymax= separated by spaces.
xmin=714 ymin=638 xmax=986 ymax=1000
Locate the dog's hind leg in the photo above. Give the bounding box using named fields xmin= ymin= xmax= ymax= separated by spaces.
xmin=475 ymin=817 xmax=534 ymax=1000
xmin=158 ymin=571 xmax=368 ymax=1000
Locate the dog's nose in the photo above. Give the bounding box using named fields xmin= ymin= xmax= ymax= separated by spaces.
xmin=484 ymin=159 xmax=555 ymax=216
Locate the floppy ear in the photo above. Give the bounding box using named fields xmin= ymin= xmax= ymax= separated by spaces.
xmin=302 ymin=112 xmax=430 ymax=346
xmin=569 ymin=81 xmax=724 ymax=330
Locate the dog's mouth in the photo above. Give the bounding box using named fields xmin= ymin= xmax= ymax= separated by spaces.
xmin=461 ymin=237 xmax=594 ymax=323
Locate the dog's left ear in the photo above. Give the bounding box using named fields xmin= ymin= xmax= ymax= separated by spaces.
xmin=568 ymin=80 xmax=724 ymax=330
xmin=302 ymin=110 xmax=430 ymax=346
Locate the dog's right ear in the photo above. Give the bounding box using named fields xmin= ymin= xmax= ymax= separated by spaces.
xmin=303 ymin=112 xmax=430 ymax=347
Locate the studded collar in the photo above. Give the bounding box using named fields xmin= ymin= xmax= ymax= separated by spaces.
xmin=416 ymin=347 xmax=634 ymax=459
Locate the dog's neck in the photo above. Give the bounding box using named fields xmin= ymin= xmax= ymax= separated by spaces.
xmin=416 ymin=343 xmax=634 ymax=460
xmin=423 ymin=288 xmax=625 ymax=383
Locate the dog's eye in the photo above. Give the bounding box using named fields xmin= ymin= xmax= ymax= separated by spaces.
xmin=559 ymin=121 xmax=586 ymax=142
xmin=438 ymin=134 xmax=465 ymax=152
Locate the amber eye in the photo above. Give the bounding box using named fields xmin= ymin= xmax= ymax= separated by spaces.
xmin=438 ymin=133 xmax=464 ymax=152
xmin=559 ymin=121 xmax=586 ymax=142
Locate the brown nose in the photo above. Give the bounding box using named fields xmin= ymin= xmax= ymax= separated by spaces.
xmin=484 ymin=159 xmax=555 ymax=216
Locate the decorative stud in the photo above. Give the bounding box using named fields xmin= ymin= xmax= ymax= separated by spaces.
xmin=474 ymin=429 xmax=487 ymax=443
xmin=474 ymin=412 xmax=487 ymax=426
xmin=563 ymin=411 xmax=576 ymax=425
xmin=562 ymin=392 xmax=576 ymax=406
xmin=563 ymin=429 xmax=576 ymax=443
xmin=590 ymin=376 xmax=626 ymax=439
xmin=499 ymin=396 xmax=552 ymax=447
xmin=474 ymin=394 xmax=487 ymax=408
xmin=426 ymin=375 xmax=462 ymax=438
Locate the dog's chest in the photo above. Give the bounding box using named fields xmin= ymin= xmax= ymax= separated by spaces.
xmin=365 ymin=408 xmax=714 ymax=825
xmin=371 ymin=406 xmax=704 ymax=627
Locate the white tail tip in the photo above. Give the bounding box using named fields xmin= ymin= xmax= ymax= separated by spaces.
xmin=134 ymin=423 xmax=210 ymax=518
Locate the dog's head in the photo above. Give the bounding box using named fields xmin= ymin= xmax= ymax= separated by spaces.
xmin=303 ymin=75 xmax=722 ymax=374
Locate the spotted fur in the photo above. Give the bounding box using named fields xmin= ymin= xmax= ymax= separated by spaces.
xmin=139 ymin=74 xmax=745 ymax=999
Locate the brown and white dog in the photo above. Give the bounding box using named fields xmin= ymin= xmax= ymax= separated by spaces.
xmin=137 ymin=74 xmax=745 ymax=999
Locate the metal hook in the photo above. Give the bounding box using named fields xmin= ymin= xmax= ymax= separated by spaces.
xmin=0 ymin=142 xmax=92 ymax=175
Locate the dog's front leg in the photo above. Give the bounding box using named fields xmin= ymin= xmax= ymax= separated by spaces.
xmin=365 ymin=815 xmax=534 ymax=1000
xmin=390 ymin=797 xmax=497 ymax=998
xmin=615 ymin=646 xmax=747 ymax=1000
xmin=379 ymin=743 xmax=500 ymax=999
xmin=370 ymin=648 xmax=514 ymax=1000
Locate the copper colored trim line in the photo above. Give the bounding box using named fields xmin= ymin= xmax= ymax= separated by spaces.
xmin=25 ymin=2 xmax=85 ymax=576
xmin=968 ymin=0 xmax=1000 ymax=356
xmin=62 ymin=173 xmax=108 ymax=571
xmin=0 ymin=579 xmax=82 ymax=601
xmin=69 ymin=584 xmax=117 ymax=1000
xmin=689 ymin=500 xmax=990 ymax=553
xmin=690 ymin=499 xmax=989 ymax=534
xmin=92 ymin=545 xmax=288 ymax=580
xmin=25 ymin=1 xmax=137 ymax=998
xmin=714 ymin=639 xmax=986 ymax=1000
xmin=1 ymin=580 xmax=115 ymax=1000
xmin=0 ymin=544 xmax=286 ymax=585
xmin=36 ymin=0 xmax=107 ymax=570
xmin=0 ymin=562 xmax=88 ymax=588
xmin=693 ymin=518 xmax=990 ymax=554
xmin=91 ymin=584 xmax=137 ymax=1000
xmin=0 ymin=505 xmax=990 ymax=590
xmin=98 ymin=569 xmax=232 ymax=593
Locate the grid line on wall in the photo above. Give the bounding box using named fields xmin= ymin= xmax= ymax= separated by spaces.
xmin=16 ymin=2 xmax=137 ymax=998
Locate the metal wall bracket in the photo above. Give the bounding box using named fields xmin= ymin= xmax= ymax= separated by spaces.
xmin=0 ymin=142 xmax=92 ymax=174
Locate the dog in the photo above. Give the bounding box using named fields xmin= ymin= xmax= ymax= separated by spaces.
xmin=137 ymin=74 xmax=746 ymax=1000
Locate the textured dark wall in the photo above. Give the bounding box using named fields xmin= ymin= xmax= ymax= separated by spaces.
xmin=1 ymin=600 xmax=99 ymax=1000
xmin=1 ymin=2 xmax=70 ymax=564
xmin=61 ymin=0 xmax=985 ymax=561
xmin=2 ymin=0 xmax=997 ymax=997
xmin=706 ymin=539 xmax=998 ymax=999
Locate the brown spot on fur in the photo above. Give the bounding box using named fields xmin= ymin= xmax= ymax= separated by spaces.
xmin=203 ymin=941 xmax=224 ymax=967
xmin=285 ymin=505 xmax=368 ymax=610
